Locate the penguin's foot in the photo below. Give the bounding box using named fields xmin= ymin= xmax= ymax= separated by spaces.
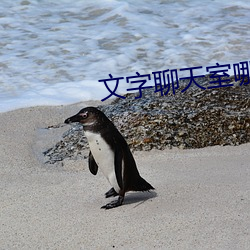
xmin=105 ymin=187 xmax=118 ymax=198
xmin=101 ymin=196 xmax=124 ymax=209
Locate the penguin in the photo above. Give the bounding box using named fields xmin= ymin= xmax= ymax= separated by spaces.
xmin=64 ymin=107 xmax=154 ymax=209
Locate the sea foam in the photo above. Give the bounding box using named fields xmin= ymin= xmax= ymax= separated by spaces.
xmin=0 ymin=0 xmax=249 ymax=112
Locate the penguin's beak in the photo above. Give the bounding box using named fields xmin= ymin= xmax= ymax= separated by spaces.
xmin=64 ymin=114 xmax=81 ymax=124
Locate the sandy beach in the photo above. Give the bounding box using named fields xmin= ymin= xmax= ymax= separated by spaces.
xmin=0 ymin=102 xmax=249 ymax=249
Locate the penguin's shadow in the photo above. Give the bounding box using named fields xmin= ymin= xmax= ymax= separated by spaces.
xmin=123 ymin=191 xmax=157 ymax=208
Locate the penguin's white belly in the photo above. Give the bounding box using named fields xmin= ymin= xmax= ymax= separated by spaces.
xmin=85 ymin=131 xmax=120 ymax=193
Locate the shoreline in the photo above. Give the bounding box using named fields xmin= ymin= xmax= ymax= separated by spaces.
xmin=0 ymin=102 xmax=249 ymax=249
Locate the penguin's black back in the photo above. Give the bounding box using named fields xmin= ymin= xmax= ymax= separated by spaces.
xmin=99 ymin=115 xmax=154 ymax=192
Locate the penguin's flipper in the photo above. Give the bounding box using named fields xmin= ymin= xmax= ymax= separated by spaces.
xmin=88 ymin=151 xmax=98 ymax=175
xmin=114 ymin=146 xmax=124 ymax=190
xmin=105 ymin=187 xmax=118 ymax=198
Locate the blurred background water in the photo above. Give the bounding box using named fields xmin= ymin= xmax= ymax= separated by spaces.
xmin=0 ymin=0 xmax=249 ymax=112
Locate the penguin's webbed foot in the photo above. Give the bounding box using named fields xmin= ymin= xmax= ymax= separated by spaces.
xmin=105 ymin=187 xmax=118 ymax=198
xmin=101 ymin=196 xmax=124 ymax=209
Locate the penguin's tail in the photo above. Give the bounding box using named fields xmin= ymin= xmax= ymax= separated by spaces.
xmin=132 ymin=176 xmax=154 ymax=192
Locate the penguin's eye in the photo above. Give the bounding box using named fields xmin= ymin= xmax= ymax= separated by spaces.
xmin=79 ymin=112 xmax=88 ymax=119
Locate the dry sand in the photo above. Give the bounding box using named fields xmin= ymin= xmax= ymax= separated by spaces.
xmin=0 ymin=101 xmax=249 ymax=249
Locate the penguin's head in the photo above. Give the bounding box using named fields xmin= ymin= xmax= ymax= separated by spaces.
xmin=65 ymin=107 xmax=109 ymax=129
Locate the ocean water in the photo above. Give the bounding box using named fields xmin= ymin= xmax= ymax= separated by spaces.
xmin=0 ymin=0 xmax=249 ymax=112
